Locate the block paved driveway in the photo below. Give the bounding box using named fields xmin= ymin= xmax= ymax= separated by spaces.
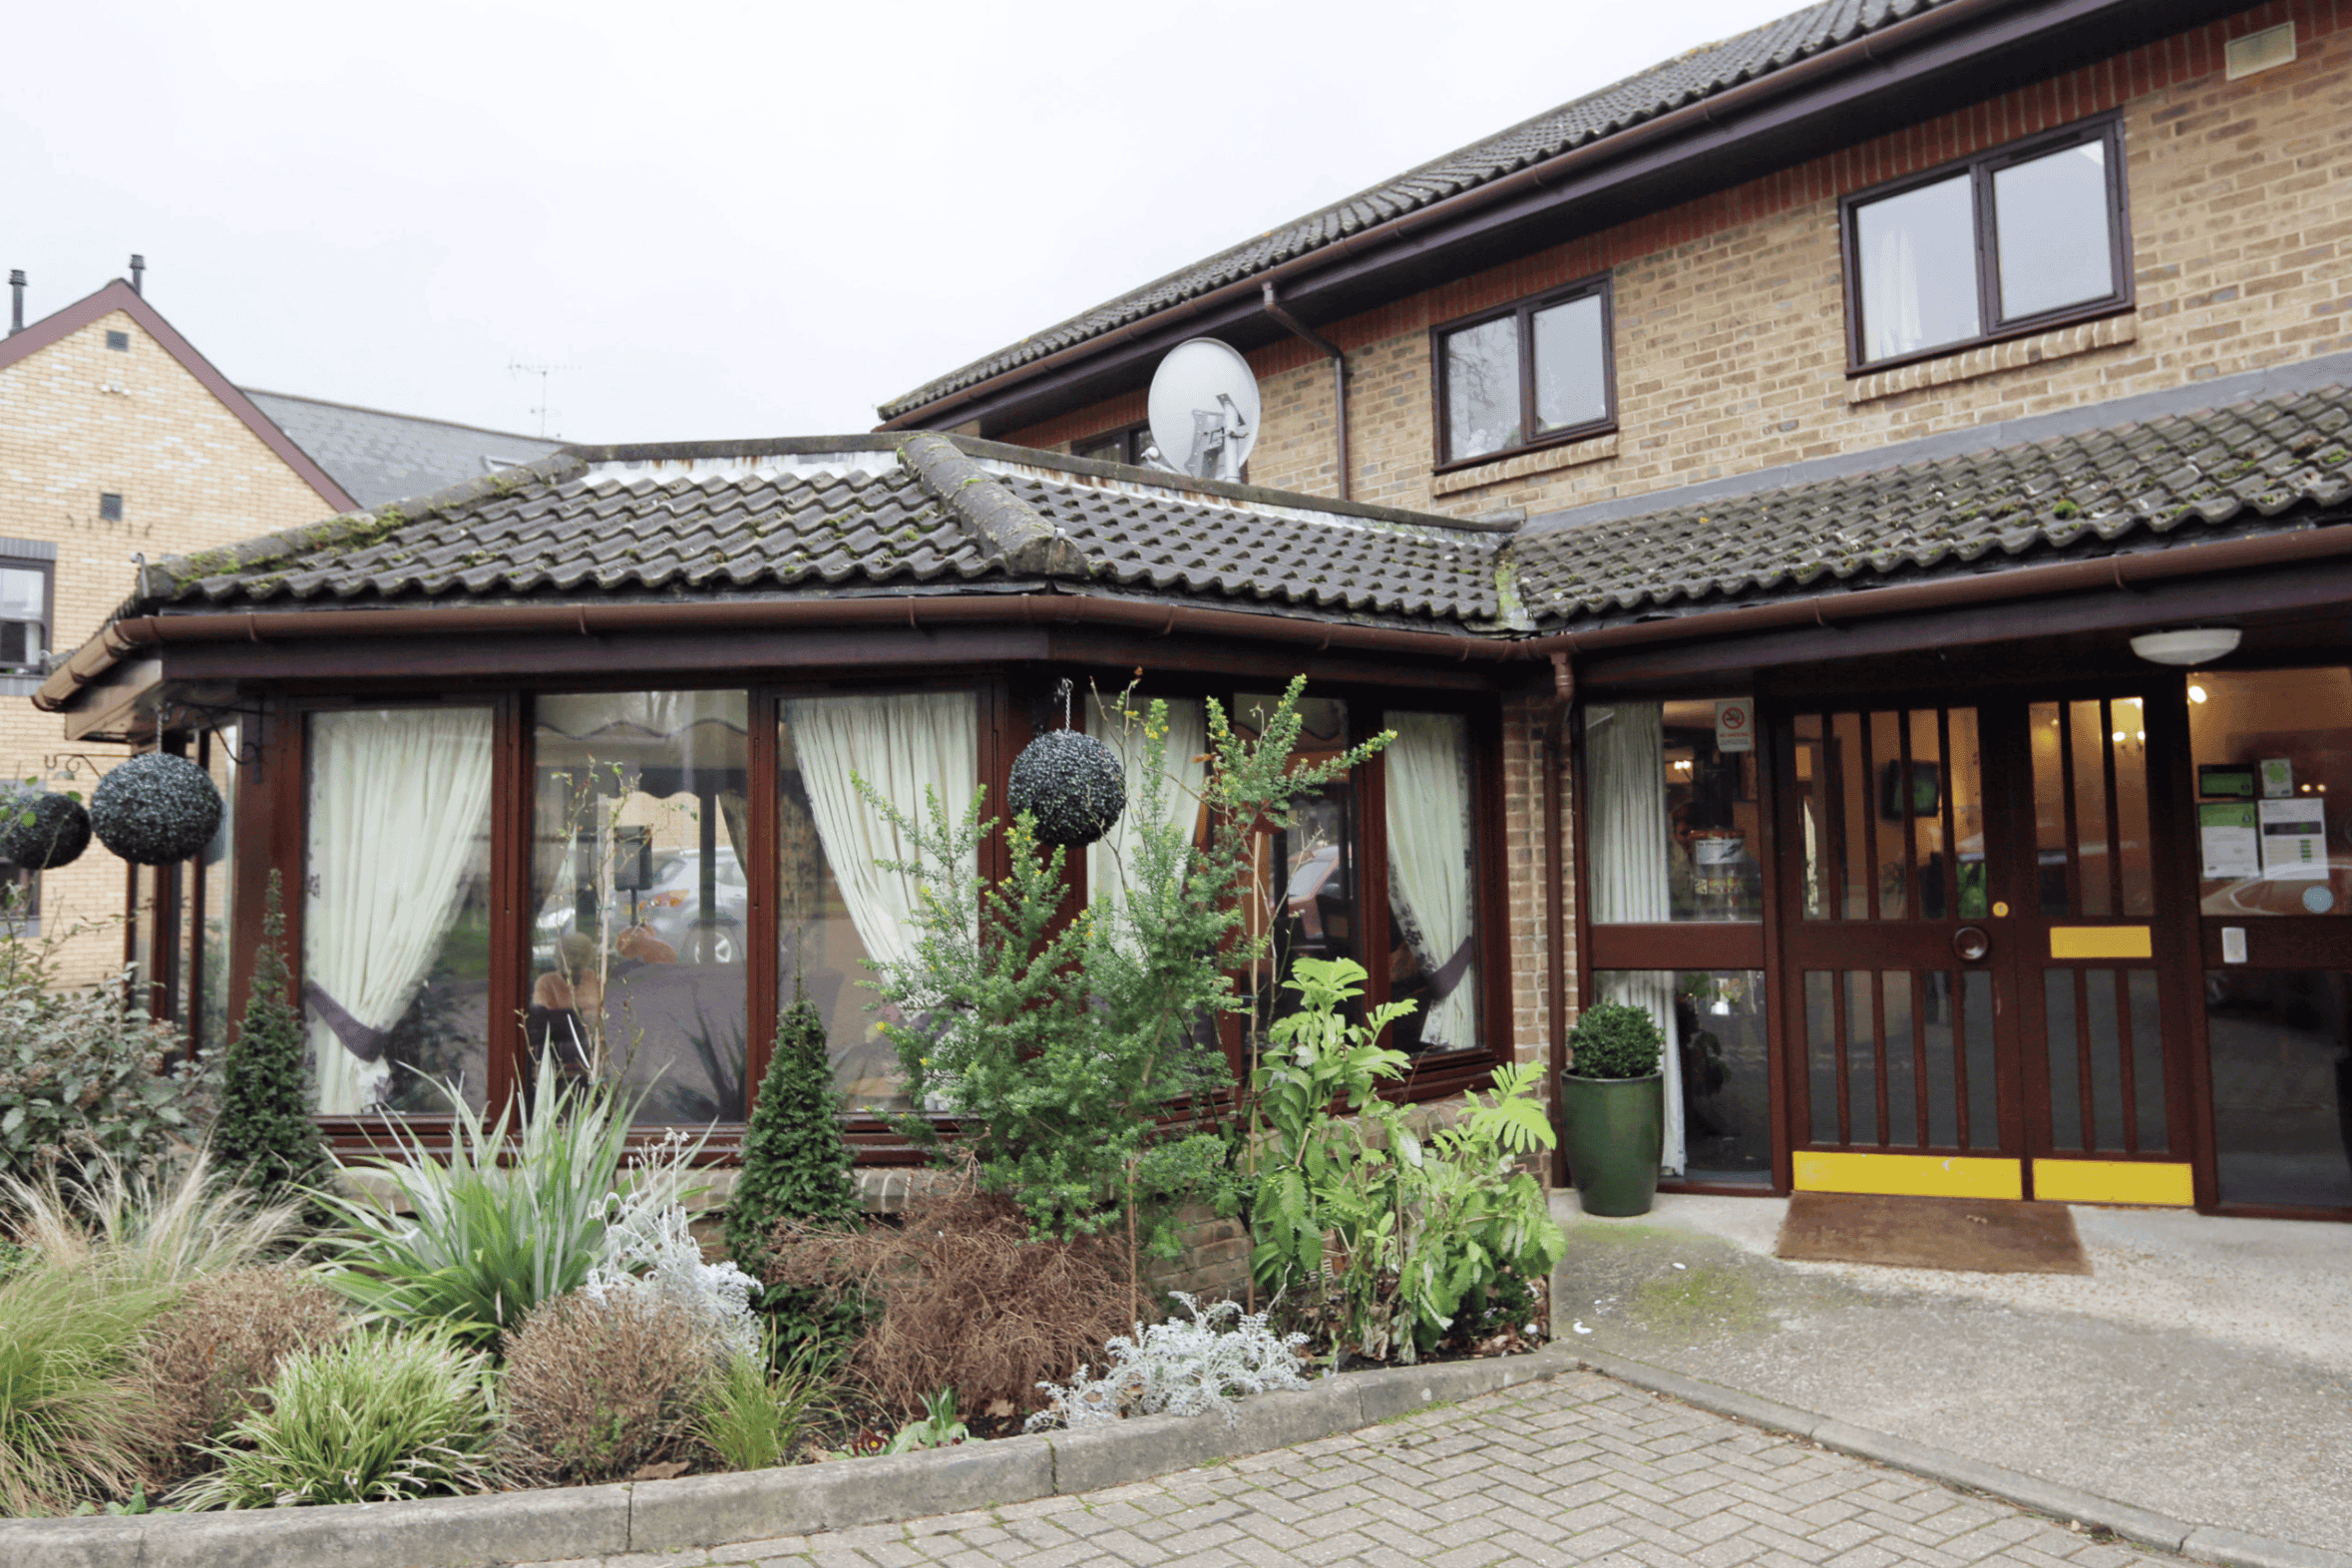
xmin=515 ymin=1371 xmax=2181 ymax=1568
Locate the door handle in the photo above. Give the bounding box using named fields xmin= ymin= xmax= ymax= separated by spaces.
xmin=1953 ymin=926 xmax=1991 ymax=962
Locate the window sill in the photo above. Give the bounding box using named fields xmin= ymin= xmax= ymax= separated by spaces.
xmin=1846 ymin=313 xmax=2137 ymax=405
xmin=1433 ymin=430 xmax=1619 ymax=496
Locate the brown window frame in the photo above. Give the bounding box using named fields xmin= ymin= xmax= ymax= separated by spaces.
xmin=1429 ymin=273 xmax=1617 ymax=475
xmin=1840 ymin=112 xmax=2133 ymax=377
xmin=1070 ymin=422 xmax=1154 ymax=468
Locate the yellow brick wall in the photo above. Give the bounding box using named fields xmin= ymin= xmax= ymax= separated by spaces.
xmin=0 ymin=306 xmax=337 ymax=984
xmin=1015 ymin=0 xmax=2350 ymax=524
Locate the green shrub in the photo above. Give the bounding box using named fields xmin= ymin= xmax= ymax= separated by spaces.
xmin=314 ymin=1056 xmax=639 ymax=1349
xmin=498 ymin=1290 xmax=710 ymax=1486
xmin=0 ymin=1259 xmax=175 ymax=1516
xmin=692 ymin=1334 xmax=836 ymax=1473
xmin=1248 ymin=957 xmax=1563 ymax=1364
xmin=0 ymin=925 xmax=211 ymax=1192
xmin=173 ymin=1328 xmax=498 ymax=1509
xmin=208 ymin=877 xmax=328 ymax=1219
xmin=869 ymin=678 xmax=1387 ymax=1273
xmin=1566 ymin=1001 xmax=1665 ymax=1080
xmin=726 ymin=986 xmax=860 ymax=1353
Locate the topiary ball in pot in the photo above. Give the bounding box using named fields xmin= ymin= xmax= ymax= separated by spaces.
xmin=89 ymin=753 xmax=223 ymax=866
xmin=1561 ymin=1000 xmax=1667 ymax=1218
xmin=1007 ymin=728 xmax=1125 ymax=846
xmin=0 ymin=784 xmax=91 ymax=869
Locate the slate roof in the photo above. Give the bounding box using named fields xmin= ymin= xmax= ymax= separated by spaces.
xmin=141 ymin=436 xmax=1511 ymax=632
xmin=879 ymin=0 xmax=1949 ymax=421
xmin=244 ymin=390 xmax=567 ymax=511
xmin=1512 ymin=383 xmax=2352 ymax=624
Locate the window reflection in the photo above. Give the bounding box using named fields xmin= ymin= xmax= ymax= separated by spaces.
xmin=531 ymin=692 xmax=747 ymax=1124
xmin=1233 ymin=694 xmax=1356 ymax=1056
xmin=1442 ymin=316 xmax=1520 ymax=463
xmin=2206 ymin=969 xmax=2352 ymax=1209
xmin=2189 ymin=668 xmax=2352 ymax=917
xmin=1856 ymin=173 xmax=1980 ymax=362
xmin=1594 ymin=970 xmax=1770 ymax=1183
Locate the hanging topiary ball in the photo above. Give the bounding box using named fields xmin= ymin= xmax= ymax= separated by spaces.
xmin=89 ymin=753 xmax=223 ymax=866
xmin=1007 ymin=728 xmax=1126 ymax=847
xmin=0 ymin=784 xmax=92 ymax=869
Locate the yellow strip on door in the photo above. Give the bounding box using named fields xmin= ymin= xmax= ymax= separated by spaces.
xmin=2031 ymin=1159 xmax=2194 ymax=1206
xmin=1792 ymin=1151 xmax=2024 ymax=1200
xmin=2048 ymin=926 xmax=2155 ymax=959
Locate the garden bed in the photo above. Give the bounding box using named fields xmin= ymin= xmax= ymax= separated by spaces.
xmin=1 ymin=1344 xmax=1580 ymax=1568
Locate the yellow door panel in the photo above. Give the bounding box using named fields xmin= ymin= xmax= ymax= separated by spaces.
xmin=1792 ymin=1151 xmax=2025 ymax=1200
xmin=2031 ymin=1159 xmax=2193 ymax=1206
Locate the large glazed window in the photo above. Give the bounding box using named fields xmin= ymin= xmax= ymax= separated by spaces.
xmin=1384 ymin=711 xmax=1479 ymax=1056
xmin=0 ymin=555 xmax=49 ymax=674
xmin=306 ymin=708 xmax=495 ymax=1115
xmin=780 ymin=690 xmax=979 ymax=1113
xmin=1845 ymin=117 xmax=2127 ymax=369
xmin=1593 ymin=970 xmax=1770 ymax=1182
xmin=1434 ymin=276 xmax=1614 ymax=467
xmin=1232 ymin=693 xmax=1359 ymax=1055
xmin=531 ymin=692 xmax=747 ymax=1123
xmin=1086 ymin=696 xmax=1209 ymax=923
xmin=1588 ymin=699 xmax=1763 ymax=924
xmin=2188 ymin=668 xmax=2352 ymax=917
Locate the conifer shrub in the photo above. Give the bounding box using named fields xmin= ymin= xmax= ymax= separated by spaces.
xmin=725 ymin=987 xmax=865 ymax=1355
xmin=209 ymin=875 xmax=328 ymax=1217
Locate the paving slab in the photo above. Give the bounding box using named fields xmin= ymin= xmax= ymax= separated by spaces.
xmin=1548 ymin=1193 xmax=2352 ymax=1554
xmin=497 ymin=1375 xmax=2198 ymax=1567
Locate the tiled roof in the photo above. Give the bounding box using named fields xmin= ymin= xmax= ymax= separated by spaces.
xmin=243 ymin=390 xmax=566 ymax=510
xmin=1514 ymin=383 xmax=2352 ymax=624
xmin=878 ymin=0 xmax=1947 ymax=421
xmin=121 ymin=379 xmax=2352 ymax=643
xmin=141 ymin=436 xmax=1511 ymax=632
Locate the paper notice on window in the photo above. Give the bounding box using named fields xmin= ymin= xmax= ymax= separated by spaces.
xmin=2199 ymin=802 xmax=2259 ymax=881
xmin=2259 ymin=797 xmax=2328 ymax=881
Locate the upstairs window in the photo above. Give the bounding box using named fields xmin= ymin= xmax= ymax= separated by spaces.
xmin=1844 ymin=115 xmax=2129 ymax=370
xmin=1072 ymin=421 xmax=1167 ymax=471
xmin=1434 ymin=275 xmax=1613 ymax=468
xmin=0 ymin=556 xmax=49 ymax=674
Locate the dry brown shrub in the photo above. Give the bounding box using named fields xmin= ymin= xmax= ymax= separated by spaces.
xmin=135 ymin=1266 xmax=344 ymax=1485
xmin=763 ymin=1170 xmax=1135 ymax=1423
xmin=498 ymin=1290 xmax=709 ymax=1486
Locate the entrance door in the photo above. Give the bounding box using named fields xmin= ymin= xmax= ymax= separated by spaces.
xmin=1774 ymin=692 xmax=2197 ymax=1204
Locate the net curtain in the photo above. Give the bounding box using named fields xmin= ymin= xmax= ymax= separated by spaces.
xmin=1086 ymin=697 xmax=1209 ymax=925
xmin=1584 ymin=702 xmax=1687 ymax=1176
xmin=303 ymin=709 xmax=495 ymax=1114
xmin=784 ymin=692 xmax=980 ymax=979
xmin=1382 ymin=712 xmax=1478 ymax=1052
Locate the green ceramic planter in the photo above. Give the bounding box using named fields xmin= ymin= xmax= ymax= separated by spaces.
xmin=1559 ymin=1070 xmax=1663 ymax=1217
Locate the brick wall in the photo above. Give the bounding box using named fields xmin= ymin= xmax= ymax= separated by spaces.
xmin=0 ymin=307 xmax=339 ymax=984
xmin=1010 ymin=0 xmax=2350 ymax=525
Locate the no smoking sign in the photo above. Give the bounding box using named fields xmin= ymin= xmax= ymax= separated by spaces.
xmin=1714 ymin=698 xmax=1755 ymax=753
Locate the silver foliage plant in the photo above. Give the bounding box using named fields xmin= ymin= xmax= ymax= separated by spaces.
xmin=1026 ymin=1293 xmax=1313 ymax=1431
xmin=586 ymin=1126 xmax=760 ymax=1367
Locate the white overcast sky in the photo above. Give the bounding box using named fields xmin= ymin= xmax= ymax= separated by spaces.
xmin=9 ymin=0 xmax=1797 ymax=444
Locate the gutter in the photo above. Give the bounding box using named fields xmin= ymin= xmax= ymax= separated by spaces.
xmin=39 ymin=511 xmax=2352 ymax=715
xmin=876 ymin=0 xmax=2030 ymax=432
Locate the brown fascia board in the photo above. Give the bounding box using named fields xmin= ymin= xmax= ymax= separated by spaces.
xmin=0 ymin=279 xmax=358 ymax=513
xmin=877 ymin=0 xmax=2250 ymax=437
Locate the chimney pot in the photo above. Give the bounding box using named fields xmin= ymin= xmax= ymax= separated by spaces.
xmin=129 ymin=254 xmax=146 ymax=296
xmin=8 ymin=270 xmax=22 ymax=336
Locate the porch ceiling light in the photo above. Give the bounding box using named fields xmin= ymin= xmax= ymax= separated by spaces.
xmin=2130 ymin=627 xmax=2240 ymax=667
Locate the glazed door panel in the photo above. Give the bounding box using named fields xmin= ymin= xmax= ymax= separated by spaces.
xmin=1773 ymin=692 xmax=2198 ymax=1204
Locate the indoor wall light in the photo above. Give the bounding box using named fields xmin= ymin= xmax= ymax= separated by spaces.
xmin=2131 ymin=627 xmax=2241 ymax=666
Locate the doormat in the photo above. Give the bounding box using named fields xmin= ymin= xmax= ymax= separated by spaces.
xmin=1773 ymin=1192 xmax=2092 ymax=1275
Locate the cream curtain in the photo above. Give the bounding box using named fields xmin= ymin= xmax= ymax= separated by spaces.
xmin=784 ymin=692 xmax=979 ymax=977
xmin=1086 ymin=698 xmax=1208 ymax=922
xmin=303 ymin=709 xmax=495 ymax=1114
xmin=1584 ymin=702 xmax=1686 ymax=1175
xmin=1383 ymin=712 xmax=1478 ymax=1051
xmin=1864 ymin=225 xmax=1923 ymax=364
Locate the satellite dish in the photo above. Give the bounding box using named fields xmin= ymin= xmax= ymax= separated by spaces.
xmin=1147 ymin=338 xmax=1260 ymax=484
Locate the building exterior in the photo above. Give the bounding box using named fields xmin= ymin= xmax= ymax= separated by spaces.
xmin=37 ymin=0 xmax=2352 ymax=1222
xmin=873 ymin=0 xmax=2352 ymax=1218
